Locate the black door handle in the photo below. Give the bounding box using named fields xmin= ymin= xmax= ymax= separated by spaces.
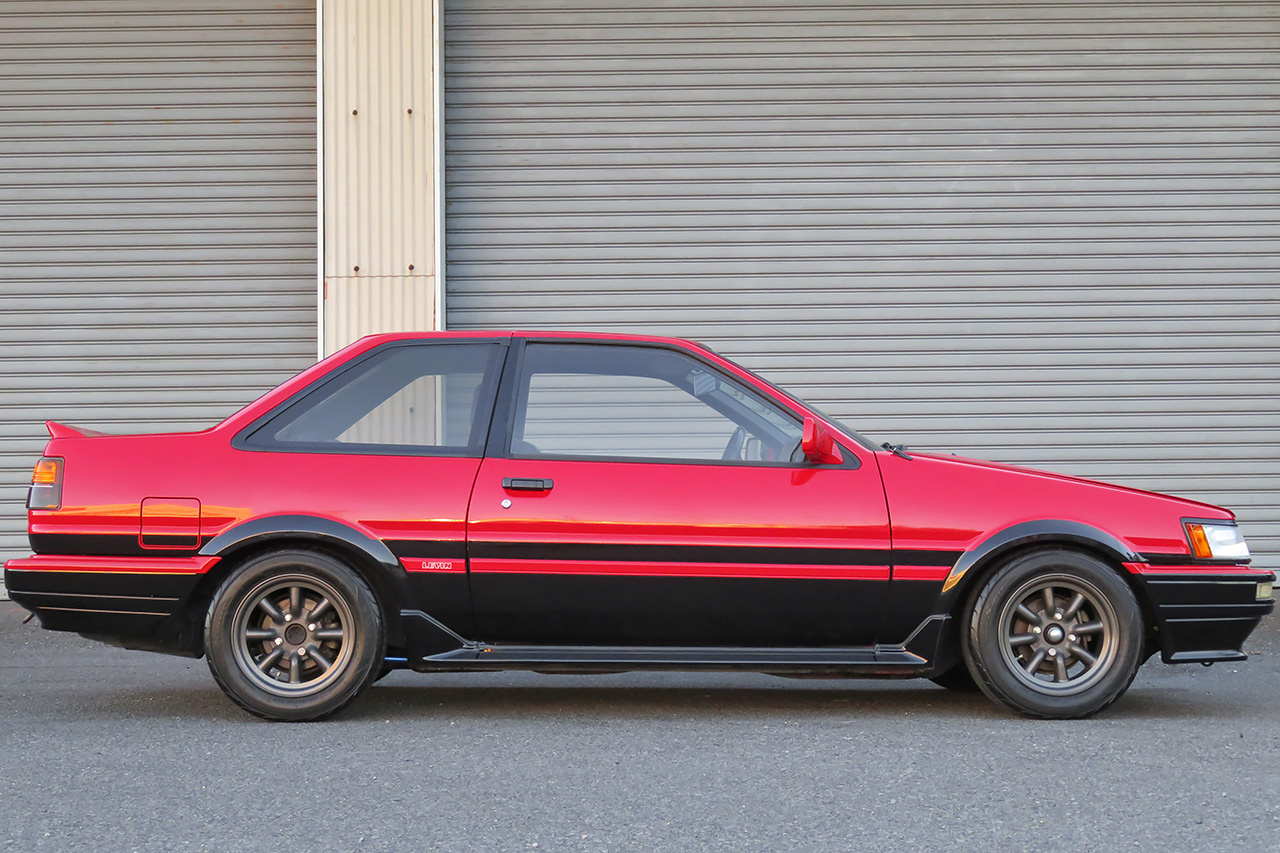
xmin=502 ymin=477 xmax=554 ymax=492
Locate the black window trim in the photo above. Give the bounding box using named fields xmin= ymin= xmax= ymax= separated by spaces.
xmin=487 ymin=337 xmax=860 ymax=470
xmin=231 ymin=339 xmax=510 ymax=458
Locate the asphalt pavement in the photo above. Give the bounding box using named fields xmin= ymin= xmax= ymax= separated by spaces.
xmin=2 ymin=600 xmax=1277 ymax=853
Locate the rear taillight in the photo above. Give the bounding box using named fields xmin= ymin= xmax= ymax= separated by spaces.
xmin=28 ymin=457 xmax=63 ymax=510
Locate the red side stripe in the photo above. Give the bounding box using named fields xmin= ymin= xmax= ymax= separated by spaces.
xmin=4 ymin=555 xmax=220 ymax=575
xmin=1126 ymin=562 xmax=1269 ymax=577
xmin=468 ymin=557 xmax=891 ymax=581
xmin=892 ymin=565 xmax=951 ymax=581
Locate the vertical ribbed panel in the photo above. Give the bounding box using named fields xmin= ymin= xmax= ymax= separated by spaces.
xmin=323 ymin=0 xmax=436 ymax=352
xmin=444 ymin=0 xmax=1280 ymax=571
xmin=0 ymin=0 xmax=317 ymax=574
xmin=325 ymin=276 xmax=435 ymax=347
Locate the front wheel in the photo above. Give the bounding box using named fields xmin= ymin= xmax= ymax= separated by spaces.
xmin=963 ymin=549 xmax=1143 ymax=719
xmin=205 ymin=550 xmax=384 ymax=721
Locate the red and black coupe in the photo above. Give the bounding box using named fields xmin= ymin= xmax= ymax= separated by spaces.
xmin=6 ymin=332 xmax=1273 ymax=720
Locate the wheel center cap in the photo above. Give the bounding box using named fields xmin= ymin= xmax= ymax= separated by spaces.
xmin=284 ymin=623 xmax=308 ymax=645
xmin=1045 ymin=624 xmax=1066 ymax=644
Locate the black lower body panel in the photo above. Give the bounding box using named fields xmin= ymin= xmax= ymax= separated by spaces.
xmin=5 ymin=567 xmax=205 ymax=656
xmin=468 ymin=574 xmax=890 ymax=647
xmin=1142 ymin=572 xmax=1275 ymax=663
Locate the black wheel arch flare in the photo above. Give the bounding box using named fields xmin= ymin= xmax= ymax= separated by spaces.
xmin=197 ymin=515 xmax=413 ymax=649
xmin=936 ymin=520 xmax=1150 ymax=628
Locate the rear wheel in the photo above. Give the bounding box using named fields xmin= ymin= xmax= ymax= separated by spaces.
xmin=205 ymin=550 xmax=384 ymax=721
xmin=963 ymin=549 xmax=1143 ymax=719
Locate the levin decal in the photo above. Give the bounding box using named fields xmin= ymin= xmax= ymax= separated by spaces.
xmin=400 ymin=557 xmax=465 ymax=573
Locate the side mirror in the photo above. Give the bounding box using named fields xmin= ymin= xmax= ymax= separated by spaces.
xmin=800 ymin=416 xmax=844 ymax=465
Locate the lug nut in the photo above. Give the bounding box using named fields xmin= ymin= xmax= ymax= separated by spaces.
xmin=274 ymin=637 xmax=283 ymax=646
xmin=283 ymin=613 xmax=292 ymax=622
xmin=298 ymin=648 xmax=307 ymax=657
xmin=1033 ymin=626 xmax=1042 ymax=634
xmin=1054 ymin=613 xmax=1062 ymax=620
xmin=1068 ymin=634 xmax=1077 ymax=642
xmin=1048 ymin=649 xmax=1057 ymax=656
xmin=308 ymin=623 xmax=316 ymax=631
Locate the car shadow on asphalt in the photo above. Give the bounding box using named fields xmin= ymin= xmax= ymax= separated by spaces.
xmin=358 ymin=680 xmax=997 ymax=721
xmin=349 ymin=679 xmax=1262 ymax=723
xmin=40 ymin=682 xmax=998 ymax=724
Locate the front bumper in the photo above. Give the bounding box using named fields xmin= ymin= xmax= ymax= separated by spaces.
xmin=1128 ymin=564 xmax=1276 ymax=663
xmin=4 ymin=554 xmax=220 ymax=655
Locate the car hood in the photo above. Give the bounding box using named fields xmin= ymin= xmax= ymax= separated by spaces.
xmin=906 ymin=450 xmax=1213 ymax=504
xmin=874 ymin=447 xmax=1233 ymax=560
xmin=904 ymin=449 xmax=1229 ymax=515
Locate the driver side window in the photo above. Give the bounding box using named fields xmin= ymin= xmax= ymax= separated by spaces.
xmin=511 ymin=342 xmax=803 ymax=464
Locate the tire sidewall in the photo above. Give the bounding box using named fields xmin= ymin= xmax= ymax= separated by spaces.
xmin=963 ymin=549 xmax=1143 ymax=719
xmin=205 ymin=549 xmax=384 ymax=721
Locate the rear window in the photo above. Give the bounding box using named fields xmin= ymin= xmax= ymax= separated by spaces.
xmin=239 ymin=342 xmax=505 ymax=456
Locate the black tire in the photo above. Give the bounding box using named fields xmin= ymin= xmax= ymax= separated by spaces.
xmin=962 ymin=549 xmax=1143 ymax=719
xmin=205 ymin=549 xmax=385 ymax=721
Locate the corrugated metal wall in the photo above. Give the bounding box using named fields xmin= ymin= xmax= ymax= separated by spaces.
xmin=0 ymin=0 xmax=318 ymax=568
xmin=443 ymin=0 xmax=1280 ymax=572
xmin=322 ymin=0 xmax=437 ymax=354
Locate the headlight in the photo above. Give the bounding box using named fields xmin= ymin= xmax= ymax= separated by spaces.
xmin=1185 ymin=522 xmax=1250 ymax=560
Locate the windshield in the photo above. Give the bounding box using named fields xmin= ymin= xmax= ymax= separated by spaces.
xmin=792 ymin=398 xmax=881 ymax=451
xmin=695 ymin=343 xmax=884 ymax=452
xmin=741 ymin=369 xmax=881 ymax=452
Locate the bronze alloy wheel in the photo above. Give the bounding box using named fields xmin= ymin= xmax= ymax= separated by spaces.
xmin=229 ymin=573 xmax=357 ymax=697
xmin=995 ymin=573 xmax=1119 ymax=696
xmin=964 ymin=549 xmax=1143 ymax=719
xmin=206 ymin=550 xmax=384 ymax=721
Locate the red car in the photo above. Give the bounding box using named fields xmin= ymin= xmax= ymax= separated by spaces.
xmin=5 ymin=332 xmax=1274 ymax=721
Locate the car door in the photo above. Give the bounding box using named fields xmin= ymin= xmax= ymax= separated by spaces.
xmin=467 ymin=338 xmax=893 ymax=647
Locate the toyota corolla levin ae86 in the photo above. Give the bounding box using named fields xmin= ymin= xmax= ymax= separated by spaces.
xmin=5 ymin=332 xmax=1273 ymax=720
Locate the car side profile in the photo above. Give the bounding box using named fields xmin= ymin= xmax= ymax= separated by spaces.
xmin=5 ymin=331 xmax=1274 ymax=721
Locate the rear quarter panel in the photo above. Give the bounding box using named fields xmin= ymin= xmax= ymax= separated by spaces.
xmin=28 ymin=429 xmax=481 ymax=635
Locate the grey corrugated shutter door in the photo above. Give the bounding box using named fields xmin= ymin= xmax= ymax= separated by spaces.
xmin=444 ymin=1 xmax=1280 ymax=573
xmin=0 ymin=1 xmax=317 ymax=566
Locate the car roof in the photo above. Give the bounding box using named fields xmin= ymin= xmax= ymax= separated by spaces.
xmin=355 ymin=330 xmax=704 ymax=347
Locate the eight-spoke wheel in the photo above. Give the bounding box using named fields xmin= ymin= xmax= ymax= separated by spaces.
xmin=963 ymin=549 xmax=1143 ymax=719
xmin=206 ymin=550 xmax=384 ymax=721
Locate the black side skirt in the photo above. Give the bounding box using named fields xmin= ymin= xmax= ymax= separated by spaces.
xmin=413 ymin=644 xmax=926 ymax=675
xmin=400 ymin=611 xmax=953 ymax=677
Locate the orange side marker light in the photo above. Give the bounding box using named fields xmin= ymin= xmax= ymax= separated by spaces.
xmin=1185 ymin=523 xmax=1212 ymax=559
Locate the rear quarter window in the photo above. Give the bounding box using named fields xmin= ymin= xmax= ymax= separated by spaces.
xmin=238 ymin=342 xmax=504 ymax=456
